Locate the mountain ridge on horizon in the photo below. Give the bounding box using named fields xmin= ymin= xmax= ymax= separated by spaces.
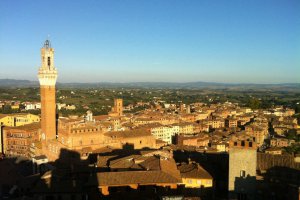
xmin=0 ymin=79 xmax=299 ymax=90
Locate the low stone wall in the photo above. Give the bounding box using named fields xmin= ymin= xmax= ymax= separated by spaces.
xmin=257 ymin=152 xmax=300 ymax=171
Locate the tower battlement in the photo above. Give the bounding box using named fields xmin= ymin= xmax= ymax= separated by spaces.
xmin=38 ymin=40 xmax=57 ymax=86
xmin=229 ymin=139 xmax=257 ymax=150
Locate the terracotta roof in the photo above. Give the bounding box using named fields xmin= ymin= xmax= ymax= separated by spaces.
xmin=178 ymin=163 xmax=213 ymax=180
xmin=109 ymin=155 xmax=142 ymax=169
xmin=93 ymin=115 xmax=110 ymax=121
xmin=94 ymin=170 xmax=181 ymax=186
xmin=3 ymin=122 xmax=40 ymax=131
xmin=97 ymin=155 xmax=117 ymax=168
xmin=139 ymin=123 xmax=163 ymax=128
xmin=140 ymin=149 xmax=171 ymax=157
xmin=104 ymin=129 xmax=152 ymax=138
xmin=122 ymin=122 xmax=136 ymax=128
xmin=139 ymin=156 xmax=161 ymax=170
xmin=91 ymin=153 xmax=182 ymax=187
xmin=99 ymin=121 xmax=113 ymax=127
xmin=161 ymin=158 xmax=181 ymax=179
xmin=0 ymin=114 xmax=7 ymax=119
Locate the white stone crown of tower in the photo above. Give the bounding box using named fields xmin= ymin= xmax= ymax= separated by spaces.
xmin=38 ymin=40 xmax=58 ymax=86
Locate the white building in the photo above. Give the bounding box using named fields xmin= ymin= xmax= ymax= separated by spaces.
xmin=24 ymin=102 xmax=41 ymax=110
xmin=151 ymin=125 xmax=179 ymax=144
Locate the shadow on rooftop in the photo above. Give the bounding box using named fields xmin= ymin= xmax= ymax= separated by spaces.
xmin=25 ymin=148 xmax=99 ymax=200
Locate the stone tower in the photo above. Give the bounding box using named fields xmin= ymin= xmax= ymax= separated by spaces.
xmin=38 ymin=40 xmax=58 ymax=142
xmin=114 ymin=98 xmax=123 ymax=116
xmin=186 ymin=104 xmax=191 ymax=114
xmin=228 ymin=140 xmax=257 ymax=200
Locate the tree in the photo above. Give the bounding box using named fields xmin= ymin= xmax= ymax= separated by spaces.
xmin=294 ymin=104 xmax=300 ymax=113
xmin=2 ymin=105 xmax=12 ymax=114
xmin=247 ymin=98 xmax=261 ymax=109
xmin=285 ymin=129 xmax=300 ymax=142
xmin=284 ymin=143 xmax=300 ymax=154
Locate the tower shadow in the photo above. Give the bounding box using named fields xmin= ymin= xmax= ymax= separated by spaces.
xmin=29 ymin=148 xmax=100 ymax=200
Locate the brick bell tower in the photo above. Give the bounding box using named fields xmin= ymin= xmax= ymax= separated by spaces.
xmin=38 ymin=40 xmax=58 ymax=143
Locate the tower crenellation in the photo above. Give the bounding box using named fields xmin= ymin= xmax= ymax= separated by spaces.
xmin=38 ymin=40 xmax=57 ymax=86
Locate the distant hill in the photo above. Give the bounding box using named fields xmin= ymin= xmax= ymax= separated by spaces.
xmin=0 ymin=79 xmax=299 ymax=91
xmin=58 ymin=81 xmax=300 ymax=92
xmin=0 ymin=79 xmax=38 ymax=87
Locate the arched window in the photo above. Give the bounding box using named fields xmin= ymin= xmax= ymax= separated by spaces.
xmin=47 ymin=57 xmax=51 ymax=67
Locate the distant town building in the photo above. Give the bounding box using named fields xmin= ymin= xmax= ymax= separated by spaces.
xmin=176 ymin=134 xmax=210 ymax=147
xmin=225 ymin=117 xmax=238 ymax=128
xmin=109 ymin=98 xmax=123 ymax=116
xmin=265 ymin=147 xmax=282 ymax=155
xmin=0 ymin=113 xmax=40 ymax=127
xmin=24 ymin=102 xmax=41 ymax=110
xmin=270 ymin=137 xmax=295 ymax=147
xmin=150 ymin=124 xmax=179 ymax=144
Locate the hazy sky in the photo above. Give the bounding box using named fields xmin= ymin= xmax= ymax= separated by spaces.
xmin=0 ymin=0 xmax=299 ymax=83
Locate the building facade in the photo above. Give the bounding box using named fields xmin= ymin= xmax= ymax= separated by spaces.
xmin=0 ymin=113 xmax=40 ymax=154
xmin=2 ymin=123 xmax=40 ymax=157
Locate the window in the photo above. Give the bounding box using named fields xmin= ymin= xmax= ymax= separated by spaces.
xmin=47 ymin=57 xmax=51 ymax=67
xmin=240 ymin=170 xmax=246 ymax=178
xmin=249 ymin=142 xmax=252 ymax=147
xmin=241 ymin=141 xmax=245 ymax=146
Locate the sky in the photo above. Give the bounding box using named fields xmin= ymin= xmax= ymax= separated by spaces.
xmin=0 ymin=0 xmax=299 ymax=83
